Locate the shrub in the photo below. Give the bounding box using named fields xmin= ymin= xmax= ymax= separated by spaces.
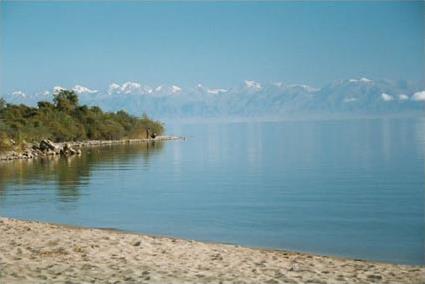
xmin=0 ymin=89 xmax=164 ymax=151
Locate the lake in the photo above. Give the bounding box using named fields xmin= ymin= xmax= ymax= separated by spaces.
xmin=0 ymin=118 xmax=424 ymax=265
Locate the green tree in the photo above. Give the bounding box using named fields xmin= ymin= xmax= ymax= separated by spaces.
xmin=0 ymin=98 xmax=6 ymax=110
xmin=0 ymin=88 xmax=164 ymax=152
xmin=53 ymin=90 xmax=79 ymax=113
xmin=37 ymin=101 xmax=54 ymax=110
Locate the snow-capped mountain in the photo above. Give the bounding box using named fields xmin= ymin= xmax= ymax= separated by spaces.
xmin=2 ymin=78 xmax=423 ymax=120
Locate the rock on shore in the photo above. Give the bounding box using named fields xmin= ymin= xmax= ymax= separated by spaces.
xmin=0 ymin=217 xmax=423 ymax=284
xmin=0 ymin=136 xmax=183 ymax=162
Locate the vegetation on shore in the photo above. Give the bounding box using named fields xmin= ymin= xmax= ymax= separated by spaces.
xmin=0 ymin=90 xmax=164 ymax=151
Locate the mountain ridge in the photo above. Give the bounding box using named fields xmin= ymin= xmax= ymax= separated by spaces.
xmin=3 ymin=78 xmax=424 ymax=119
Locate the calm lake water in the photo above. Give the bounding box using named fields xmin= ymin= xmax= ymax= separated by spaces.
xmin=0 ymin=118 xmax=424 ymax=265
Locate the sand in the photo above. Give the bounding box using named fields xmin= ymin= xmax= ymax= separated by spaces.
xmin=0 ymin=217 xmax=423 ymax=284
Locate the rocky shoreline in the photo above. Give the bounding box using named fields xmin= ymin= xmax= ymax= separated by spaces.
xmin=0 ymin=136 xmax=184 ymax=162
xmin=0 ymin=217 xmax=424 ymax=284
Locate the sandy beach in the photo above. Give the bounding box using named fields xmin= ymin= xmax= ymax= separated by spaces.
xmin=0 ymin=217 xmax=423 ymax=284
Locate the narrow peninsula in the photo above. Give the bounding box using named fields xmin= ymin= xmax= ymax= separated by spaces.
xmin=0 ymin=90 xmax=175 ymax=161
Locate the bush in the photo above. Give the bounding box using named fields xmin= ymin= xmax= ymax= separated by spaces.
xmin=0 ymin=90 xmax=164 ymax=150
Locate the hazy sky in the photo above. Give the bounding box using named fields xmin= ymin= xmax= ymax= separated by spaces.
xmin=1 ymin=1 xmax=424 ymax=94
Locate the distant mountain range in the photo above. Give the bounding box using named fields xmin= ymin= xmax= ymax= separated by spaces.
xmin=3 ymin=78 xmax=424 ymax=120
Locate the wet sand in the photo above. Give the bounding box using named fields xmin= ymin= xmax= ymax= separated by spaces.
xmin=0 ymin=217 xmax=423 ymax=284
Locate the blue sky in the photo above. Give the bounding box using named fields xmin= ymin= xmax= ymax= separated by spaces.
xmin=0 ymin=1 xmax=424 ymax=94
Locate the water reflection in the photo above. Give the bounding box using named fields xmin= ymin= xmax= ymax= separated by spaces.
xmin=0 ymin=119 xmax=424 ymax=265
xmin=0 ymin=141 xmax=164 ymax=202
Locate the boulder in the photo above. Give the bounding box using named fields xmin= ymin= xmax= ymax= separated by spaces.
xmin=60 ymin=143 xmax=79 ymax=156
xmin=22 ymin=150 xmax=33 ymax=159
xmin=40 ymin=139 xmax=58 ymax=151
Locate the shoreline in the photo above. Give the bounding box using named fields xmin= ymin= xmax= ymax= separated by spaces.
xmin=0 ymin=217 xmax=423 ymax=283
xmin=11 ymin=218 xmax=422 ymax=267
xmin=0 ymin=135 xmax=184 ymax=162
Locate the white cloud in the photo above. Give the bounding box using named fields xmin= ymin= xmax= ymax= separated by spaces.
xmin=412 ymin=90 xmax=425 ymax=102
xmin=149 ymin=84 xmax=185 ymax=95
xmin=381 ymin=93 xmax=394 ymax=102
xmin=108 ymin=82 xmax=143 ymax=95
xmin=108 ymin=83 xmax=121 ymax=95
xmin=121 ymin=82 xmax=142 ymax=94
xmin=244 ymin=80 xmax=262 ymax=90
xmin=53 ymin=86 xmax=65 ymax=94
xmin=144 ymin=86 xmax=153 ymax=94
xmin=348 ymin=77 xmax=372 ymax=83
xmin=12 ymin=90 xmax=26 ymax=98
xmin=171 ymin=85 xmax=182 ymax=94
xmin=398 ymin=94 xmax=409 ymax=101
xmin=207 ymin=88 xmax=228 ymax=95
xmin=360 ymin=77 xmax=372 ymax=83
xmin=344 ymin=97 xmax=357 ymax=103
xmin=195 ymin=84 xmax=227 ymax=94
xmin=273 ymin=82 xmax=284 ymax=88
xmin=51 ymin=85 xmax=98 ymax=95
xmin=72 ymin=85 xmax=98 ymax=95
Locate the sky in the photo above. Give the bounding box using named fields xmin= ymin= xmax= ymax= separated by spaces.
xmin=0 ymin=1 xmax=424 ymax=95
